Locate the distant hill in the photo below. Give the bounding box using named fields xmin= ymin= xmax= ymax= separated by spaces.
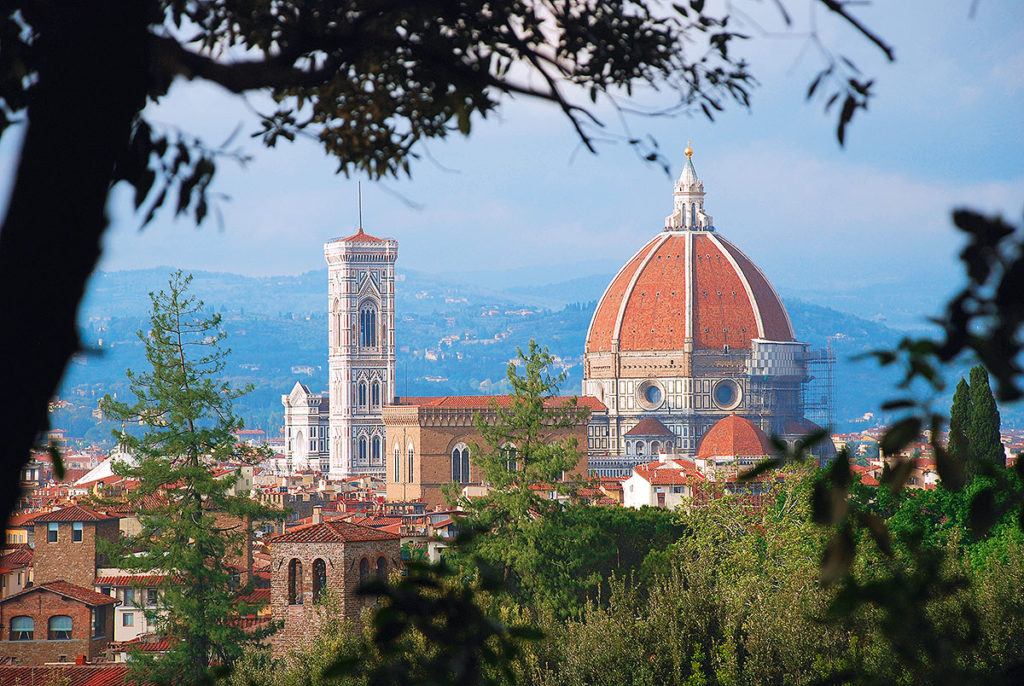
xmin=54 ymin=266 xmax=1013 ymax=445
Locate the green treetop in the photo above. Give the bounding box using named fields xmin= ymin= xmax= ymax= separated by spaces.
xmin=100 ymin=271 xmax=280 ymax=684
xmin=969 ymin=365 xmax=1005 ymax=471
xmin=950 ymin=377 xmax=974 ymax=470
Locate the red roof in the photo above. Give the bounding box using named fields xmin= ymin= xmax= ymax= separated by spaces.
xmin=272 ymin=520 xmax=400 ymax=543
xmin=6 ymin=511 xmax=43 ymax=526
xmin=632 ymin=459 xmax=704 ymax=485
xmin=394 ymin=395 xmax=606 ymax=411
xmin=0 ymin=549 xmax=32 ymax=568
xmin=2 ymin=580 xmax=119 ymax=606
xmin=0 ymin=665 xmax=130 ymax=685
xmin=586 ymin=232 xmax=794 ymax=353
xmin=336 ymin=228 xmax=385 ymax=243
xmin=625 ymin=417 xmax=674 ymax=437
xmin=94 ymin=574 xmax=168 ymax=587
xmin=697 ymin=414 xmax=772 ymax=459
xmin=33 ymin=503 xmax=118 ymax=522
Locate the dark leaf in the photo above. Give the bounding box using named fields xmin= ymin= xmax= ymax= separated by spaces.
xmin=970 ymin=487 xmax=997 ymax=538
xmin=821 ymin=526 xmax=856 ymax=586
xmin=738 ymin=456 xmax=783 ymax=481
xmin=879 ymin=416 xmax=922 ymax=456
xmin=858 ymin=511 xmax=893 ymax=556
xmin=882 ymin=458 xmax=916 ymax=496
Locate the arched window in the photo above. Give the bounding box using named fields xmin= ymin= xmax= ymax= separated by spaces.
xmin=288 ymin=558 xmax=303 ymax=605
xmin=358 ymin=436 xmax=368 ymax=464
xmin=358 ymin=382 xmax=367 ymax=408
xmin=407 ymin=445 xmax=414 ymax=483
xmin=652 ymin=441 xmax=661 ymax=455
xmin=372 ymin=436 xmax=381 ymax=464
xmin=360 ymin=305 xmax=377 ymax=347
xmin=501 ymin=444 xmax=518 ymax=472
xmin=359 ymin=557 xmax=369 ymax=585
xmin=312 ymin=558 xmax=327 ymax=603
xmin=48 ymin=615 xmax=72 ymax=640
xmin=371 ymin=381 xmax=380 ymax=407
xmin=10 ymin=616 xmax=33 ymax=641
xmin=394 ymin=445 xmax=401 ymax=483
xmin=451 ymin=444 xmax=470 ymax=484
xmin=376 ymin=556 xmax=388 ymax=579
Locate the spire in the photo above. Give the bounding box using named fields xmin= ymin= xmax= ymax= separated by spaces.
xmin=665 ymin=142 xmax=713 ymax=231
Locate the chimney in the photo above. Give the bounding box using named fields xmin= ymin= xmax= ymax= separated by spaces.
xmin=312 ymin=506 xmax=323 ymax=524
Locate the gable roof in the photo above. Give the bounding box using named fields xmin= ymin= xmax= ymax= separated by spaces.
xmin=272 ymin=520 xmax=400 ymax=544
xmin=625 ymin=416 xmax=674 ymax=437
xmin=33 ymin=503 xmax=118 ymax=523
xmin=2 ymin=580 xmax=119 ymax=606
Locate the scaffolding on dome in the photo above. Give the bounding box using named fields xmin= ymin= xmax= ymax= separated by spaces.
xmin=803 ymin=337 xmax=837 ymax=430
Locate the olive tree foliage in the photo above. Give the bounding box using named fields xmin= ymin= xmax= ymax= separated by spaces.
xmin=0 ymin=0 xmax=893 ymax=528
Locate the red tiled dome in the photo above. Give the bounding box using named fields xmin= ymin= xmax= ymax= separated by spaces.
xmin=585 ymin=231 xmax=793 ymax=353
xmin=697 ymin=414 xmax=772 ymax=458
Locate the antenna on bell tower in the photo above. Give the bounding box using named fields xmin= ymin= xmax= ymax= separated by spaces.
xmin=357 ymin=181 xmax=363 ymax=230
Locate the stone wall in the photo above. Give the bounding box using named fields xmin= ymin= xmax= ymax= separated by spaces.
xmin=269 ymin=537 xmax=400 ymax=657
xmin=32 ymin=519 xmax=119 ymax=588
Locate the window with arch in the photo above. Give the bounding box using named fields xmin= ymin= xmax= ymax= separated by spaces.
xmin=287 ymin=558 xmax=303 ymax=605
xmin=371 ymin=436 xmax=381 ymax=464
xmin=358 ymin=382 xmax=367 ymax=408
xmin=451 ymin=444 xmax=471 ymax=484
xmin=376 ymin=556 xmax=388 ymax=579
xmin=48 ymin=615 xmax=72 ymax=640
xmin=394 ymin=445 xmax=401 ymax=483
xmin=501 ymin=444 xmax=518 ymax=473
xmin=10 ymin=616 xmax=33 ymax=641
xmin=652 ymin=441 xmax=662 ymax=455
xmin=407 ymin=445 xmax=414 ymax=483
xmin=358 ymin=437 xmax=368 ymax=464
xmin=371 ymin=381 xmax=380 ymax=407
xmin=312 ymin=558 xmax=327 ymax=603
xmin=359 ymin=557 xmax=369 ymax=585
xmin=359 ymin=305 xmax=377 ymax=347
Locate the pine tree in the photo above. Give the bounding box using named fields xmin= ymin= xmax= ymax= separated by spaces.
xmin=949 ymin=377 xmax=974 ymax=472
xmin=100 ymin=271 xmax=280 ymax=684
xmin=455 ymin=340 xmax=589 ymax=588
xmin=968 ymin=365 xmax=1005 ymax=471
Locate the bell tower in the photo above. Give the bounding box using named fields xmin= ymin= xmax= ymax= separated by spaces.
xmin=324 ymin=227 xmax=397 ymax=479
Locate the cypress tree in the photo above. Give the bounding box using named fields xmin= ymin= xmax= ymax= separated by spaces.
xmin=949 ymin=377 xmax=973 ymax=472
xmin=968 ymin=365 xmax=1005 ymax=470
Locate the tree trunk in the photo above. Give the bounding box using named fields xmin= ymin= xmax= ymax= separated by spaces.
xmin=0 ymin=1 xmax=152 ymax=525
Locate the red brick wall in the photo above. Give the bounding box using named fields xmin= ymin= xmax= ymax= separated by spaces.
xmin=32 ymin=520 xmax=120 ymax=588
xmin=0 ymin=591 xmax=114 ymax=665
xmin=268 ymin=538 xmax=401 ymax=657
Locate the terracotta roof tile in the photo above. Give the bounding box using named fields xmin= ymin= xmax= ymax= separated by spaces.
xmin=33 ymin=503 xmax=119 ymax=522
xmin=394 ymin=395 xmax=605 ymax=411
xmin=0 ymin=665 xmax=130 ymax=686
xmin=94 ymin=575 xmax=168 ymax=587
xmin=336 ymin=228 xmax=385 ymax=243
xmin=2 ymin=580 xmax=119 ymax=606
xmin=272 ymin=520 xmax=400 ymax=543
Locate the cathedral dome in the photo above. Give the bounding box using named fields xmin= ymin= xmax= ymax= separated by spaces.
xmin=697 ymin=414 xmax=772 ymax=459
xmin=585 ymin=150 xmax=794 ymax=354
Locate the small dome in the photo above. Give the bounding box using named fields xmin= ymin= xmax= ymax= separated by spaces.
xmin=697 ymin=414 xmax=772 ymax=458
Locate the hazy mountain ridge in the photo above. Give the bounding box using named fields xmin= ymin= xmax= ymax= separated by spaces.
xmin=56 ymin=267 xmax=1010 ymax=444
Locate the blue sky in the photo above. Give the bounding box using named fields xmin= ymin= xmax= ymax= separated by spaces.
xmin=1 ymin=1 xmax=1022 ymax=326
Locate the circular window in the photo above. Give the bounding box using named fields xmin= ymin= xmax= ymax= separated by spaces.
xmin=637 ymin=381 xmax=664 ymax=410
xmin=712 ymin=379 xmax=742 ymax=410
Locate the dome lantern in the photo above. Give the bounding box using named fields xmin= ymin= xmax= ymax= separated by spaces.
xmin=665 ymin=142 xmax=713 ymax=231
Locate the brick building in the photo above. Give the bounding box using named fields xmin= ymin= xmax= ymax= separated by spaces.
xmin=381 ymin=395 xmax=602 ymax=508
xmin=269 ymin=520 xmax=400 ymax=656
xmin=32 ymin=505 xmax=120 ymax=588
xmin=0 ymin=580 xmax=117 ymax=665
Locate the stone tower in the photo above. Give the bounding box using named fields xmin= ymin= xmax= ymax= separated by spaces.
xmin=324 ymin=227 xmax=398 ymax=479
